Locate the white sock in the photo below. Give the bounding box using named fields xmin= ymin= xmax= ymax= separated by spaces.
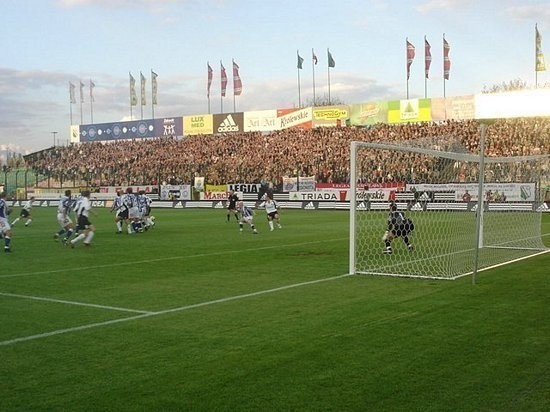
xmin=84 ymin=231 xmax=95 ymax=244
xmin=71 ymin=233 xmax=85 ymax=244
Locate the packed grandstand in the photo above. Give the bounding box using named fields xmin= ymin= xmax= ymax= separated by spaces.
xmin=19 ymin=117 xmax=549 ymax=192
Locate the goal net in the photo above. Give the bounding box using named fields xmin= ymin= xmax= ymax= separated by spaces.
xmin=349 ymin=130 xmax=550 ymax=280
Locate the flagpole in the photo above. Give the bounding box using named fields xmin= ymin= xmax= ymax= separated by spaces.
xmin=536 ymin=24 xmax=539 ymax=88
xmin=297 ymin=50 xmax=302 ymax=108
xmin=129 ymin=72 xmax=133 ymax=120
xmin=69 ymin=82 xmax=73 ymax=125
xmin=151 ymin=69 xmax=155 ymax=119
xmin=312 ymin=48 xmax=316 ymax=105
xmin=90 ymin=80 xmax=94 ymax=124
xmin=207 ymin=62 xmax=211 ymax=114
xmin=220 ymin=60 xmax=224 ymax=114
xmin=406 ymin=39 xmax=409 ymax=100
xmin=79 ymin=81 xmax=83 ymax=124
xmin=232 ymin=59 xmax=236 ymax=112
xmin=424 ymin=36 xmax=428 ymax=99
xmin=443 ymin=34 xmax=447 ymax=98
xmin=327 ymin=48 xmax=331 ymax=105
xmin=140 ymin=72 xmax=144 ymax=120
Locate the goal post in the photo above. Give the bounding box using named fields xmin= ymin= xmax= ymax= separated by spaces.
xmin=349 ymin=133 xmax=550 ymax=280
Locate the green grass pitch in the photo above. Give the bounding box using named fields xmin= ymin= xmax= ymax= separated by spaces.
xmin=1 ymin=207 xmax=549 ymax=411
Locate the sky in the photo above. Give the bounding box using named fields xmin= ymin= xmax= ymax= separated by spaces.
xmin=0 ymin=0 xmax=549 ymax=156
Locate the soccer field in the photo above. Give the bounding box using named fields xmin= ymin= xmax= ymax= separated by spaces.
xmin=1 ymin=207 xmax=549 ymax=411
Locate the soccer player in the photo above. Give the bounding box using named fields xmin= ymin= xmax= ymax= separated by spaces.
xmin=137 ymin=190 xmax=154 ymax=230
xmin=111 ymin=189 xmax=126 ymax=234
xmin=122 ymin=187 xmax=139 ymax=234
xmin=54 ymin=190 xmax=75 ymax=242
xmin=69 ymin=190 xmax=95 ymax=248
xmin=11 ymin=196 xmax=35 ymax=227
xmin=0 ymin=192 xmax=13 ymax=252
xmin=382 ymin=202 xmax=414 ymax=254
xmin=226 ymin=190 xmax=240 ymax=222
xmin=259 ymin=195 xmax=282 ymax=231
xmin=237 ymin=201 xmax=258 ymax=234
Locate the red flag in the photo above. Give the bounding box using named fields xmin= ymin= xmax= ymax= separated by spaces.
xmin=207 ymin=63 xmax=213 ymax=98
xmin=424 ymin=38 xmax=432 ymax=79
xmin=220 ymin=62 xmax=228 ymax=97
xmin=232 ymin=60 xmax=242 ymax=96
xmin=443 ymin=38 xmax=451 ymax=80
xmin=406 ymin=39 xmax=415 ymax=80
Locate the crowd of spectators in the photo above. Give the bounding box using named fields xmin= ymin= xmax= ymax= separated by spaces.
xmin=24 ymin=117 xmax=549 ymax=189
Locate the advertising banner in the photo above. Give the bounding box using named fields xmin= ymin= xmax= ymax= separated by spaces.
xmin=243 ymin=110 xmax=279 ymax=132
xmin=475 ymin=89 xmax=550 ymax=119
xmin=348 ymin=101 xmax=389 ymax=126
xmin=387 ymin=98 xmax=431 ymax=124
xmin=200 ymin=191 xmax=242 ymax=200
xmin=289 ymin=190 xmax=348 ymax=202
xmin=312 ymin=105 xmax=349 ymax=127
xmin=70 ymin=125 xmax=80 ymax=143
xmin=160 ymin=184 xmax=191 ymax=200
xmin=316 ymin=182 xmax=405 ymax=190
xmin=227 ymin=183 xmax=262 ymax=193
xmin=183 ymin=114 xmax=213 ymax=136
xmin=79 ymin=117 xmax=182 ymax=143
xmin=277 ymin=108 xmax=313 ymax=129
xmin=405 ymin=182 xmax=537 ymax=202
xmin=212 ymin=112 xmax=244 ymax=134
xmin=282 ymin=176 xmax=316 ymax=192
xmin=431 ymin=96 xmax=475 ymax=121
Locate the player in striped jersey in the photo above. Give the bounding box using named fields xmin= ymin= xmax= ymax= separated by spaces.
xmin=69 ymin=190 xmax=96 ymax=248
xmin=0 ymin=192 xmax=13 ymax=252
xmin=137 ymin=190 xmax=154 ymax=230
xmin=237 ymin=201 xmax=258 ymax=234
xmin=123 ymin=187 xmax=140 ymax=234
xmin=54 ymin=190 xmax=74 ymax=242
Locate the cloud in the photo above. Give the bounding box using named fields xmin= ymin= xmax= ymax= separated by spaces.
xmin=415 ymin=0 xmax=473 ymax=13
xmin=505 ymin=4 xmax=550 ymax=25
xmin=56 ymin=0 xmax=188 ymax=9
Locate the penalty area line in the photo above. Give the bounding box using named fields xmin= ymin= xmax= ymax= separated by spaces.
xmin=0 ymin=273 xmax=352 ymax=347
xmin=0 ymin=292 xmax=153 ymax=314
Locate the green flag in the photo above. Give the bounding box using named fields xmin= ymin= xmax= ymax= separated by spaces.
xmin=328 ymin=50 xmax=335 ymax=68
xmin=297 ymin=52 xmax=304 ymax=69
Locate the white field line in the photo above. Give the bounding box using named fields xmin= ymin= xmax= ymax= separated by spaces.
xmin=0 ymin=238 xmax=347 ymax=279
xmin=0 ymin=292 xmax=153 ymax=314
xmin=0 ymin=273 xmax=351 ymax=347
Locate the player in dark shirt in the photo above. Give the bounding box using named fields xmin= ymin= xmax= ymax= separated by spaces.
xmin=226 ymin=190 xmax=240 ymax=222
xmin=383 ymin=202 xmax=414 ymax=254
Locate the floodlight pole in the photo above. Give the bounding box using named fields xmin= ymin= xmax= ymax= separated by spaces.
xmin=52 ymin=131 xmax=58 ymax=147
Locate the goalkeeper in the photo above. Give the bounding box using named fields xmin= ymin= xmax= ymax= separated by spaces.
xmin=382 ymin=202 xmax=414 ymax=254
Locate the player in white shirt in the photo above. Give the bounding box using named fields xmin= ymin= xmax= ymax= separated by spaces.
xmin=54 ymin=190 xmax=75 ymax=242
xmin=259 ymin=195 xmax=282 ymax=231
xmin=11 ymin=196 xmax=35 ymax=227
xmin=0 ymin=192 xmax=13 ymax=252
xmin=69 ymin=190 xmax=96 ymax=248
xmin=111 ymin=189 xmax=127 ymax=234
